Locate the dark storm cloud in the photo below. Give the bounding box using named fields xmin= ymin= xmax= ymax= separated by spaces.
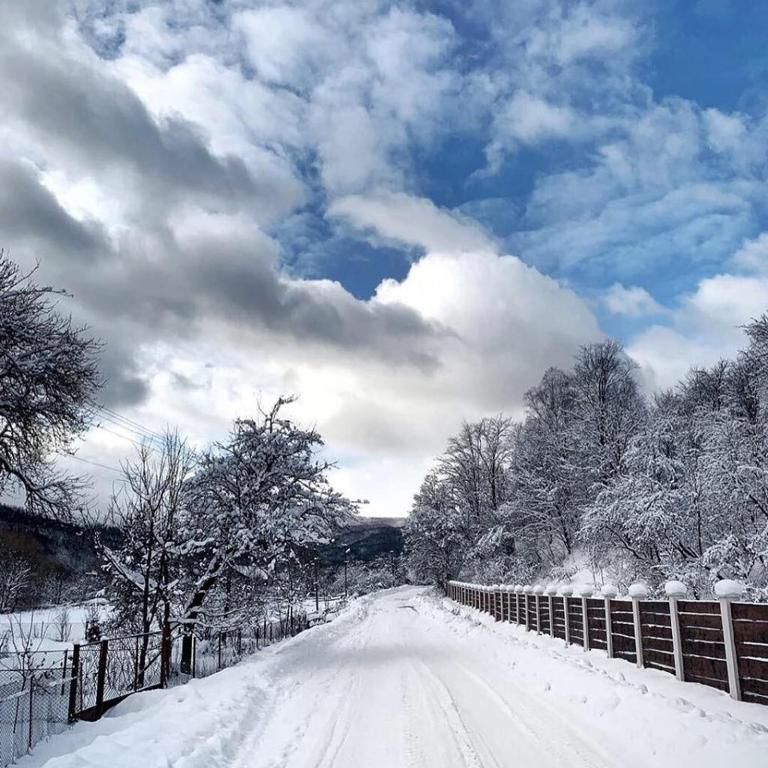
xmin=0 ymin=0 xmax=450 ymax=417
xmin=0 ymin=45 xmax=266 ymax=213
xmin=96 ymin=339 xmax=151 ymax=409
xmin=0 ymin=158 xmax=107 ymax=261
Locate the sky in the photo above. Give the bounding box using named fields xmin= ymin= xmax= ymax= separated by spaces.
xmin=2 ymin=0 xmax=768 ymax=517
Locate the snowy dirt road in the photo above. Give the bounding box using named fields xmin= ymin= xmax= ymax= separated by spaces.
xmin=21 ymin=586 xmax=768 ymax=768
xmin=230 ymin=588 xmax=609 ymax=768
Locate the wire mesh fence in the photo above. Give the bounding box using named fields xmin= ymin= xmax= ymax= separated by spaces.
xmin=0 ymin=664 xmax=71 ymax=767
xmin=0 ymin=606 xmax=315 ymax=767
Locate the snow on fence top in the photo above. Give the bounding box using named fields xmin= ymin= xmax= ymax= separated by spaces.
xmin=446 ymin=579 xmax=766 ymax=706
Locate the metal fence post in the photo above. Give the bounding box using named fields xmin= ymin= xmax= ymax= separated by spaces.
xmin=665 ymin=580 xmax=687 ymax=681
xmin=580 ymin=586 xmax=593 ymax=651
xmin=601 ymin=584 xmax=617 ymax=658
xmin=160 ymin=624 xmax=171 ymax=687
xmin=716 ymin=580 xmax=744 ymax=701
xmin=28 ymin=676 xmax=34 ymax=752
xmin=629 ymin=583 xmax=648 ymax=668
xmin=68 ymin=643 xmax=80 ymax=722
xmin=95 ymin=639 xmax=109 ymax=718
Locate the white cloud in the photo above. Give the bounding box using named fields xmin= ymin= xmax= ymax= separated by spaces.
xmin=330 ymin=192 xmax=496 ymax=253
xmin=732 ymin=232 xmax=768 ymax=274
xmin=234 ymin=6 xmax=331 ymax=87
xmin=628 ymin=271 xmax=768 ymax=390
xmin=602 ymin=283 xmax=663 ymax=317
xmin=527 ymin=4 xmax=635 ymax=65
xmin=501 ymin=92 xmax=576 ymax=144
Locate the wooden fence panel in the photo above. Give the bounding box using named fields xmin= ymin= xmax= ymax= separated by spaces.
xmin=586 ymin=599 xmax=607 ymax=651
xmin=539 ymin=599 xmax=551 ymax=635
xmin=567 ymin=598 xmax=583 ymax=646
xmin=639 ymin=601 xmax=674 ymax=675
xmin=552 ymin=598 xmax=566 ymax=640
xmin=679 ymin=601 xmax=729 ymax=692
xmin=527 ymin=597 xmax=537 ymax=630
xmin=448 ymin=587 xmax=768 ymax=706
xmin=732 ymin=602 xmax=768 ymax=704
xmin=609 ymin=601 xmax=637 ymax=663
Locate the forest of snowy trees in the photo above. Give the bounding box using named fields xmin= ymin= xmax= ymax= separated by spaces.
xmin=405 ymin=323 xmax=768 ymax=599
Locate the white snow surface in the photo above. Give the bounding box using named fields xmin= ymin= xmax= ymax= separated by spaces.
xmin=714 ymin=579 xmax=745 ymax=598
xmin=19 ymin=586 xmax=768 ymax=768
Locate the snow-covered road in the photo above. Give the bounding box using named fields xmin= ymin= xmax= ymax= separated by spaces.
xmin=21 ymin=586 xmax=768 ymax=768
xmin=230 ymin=587 xmax=608 ymax=768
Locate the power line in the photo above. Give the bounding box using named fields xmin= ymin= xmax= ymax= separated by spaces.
xmin=86 ymin=408 xmax=165 ymax=449
xmin=97 ymin=405 xmax=166 ymax=441
xmin=65 ymin=453 xmax=124 ymax=474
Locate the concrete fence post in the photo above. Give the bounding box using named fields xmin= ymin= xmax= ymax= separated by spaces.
xmin=546 ymin=584 xmax=557 ymax=637
xmin=533 ymin=584 xmax=545 ymax=634
xmin=579 ymin=586 xmax=593 ymax=651
xmin=665 ymin=580 xmax=687 ymax=681
xmin=716 ymin=579 xmax=745 ymax=701
xmin=601 ymin=584 xmax=618 ymax=658
xmin=629 ymin=583 xmax=648 ymax=668
xmin=560 ymin=586 xmax=573 ymax=646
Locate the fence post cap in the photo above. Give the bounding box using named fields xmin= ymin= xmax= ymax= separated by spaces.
xmin=559 ymin=585 xmax=574 ymax=596
xmin=523 ymin=585 xmax=533 ymax=593
xmin=601 ymin=584 xmax=618 ymax=598
xmin=714 ymin=579 xmax=745 ymax=599
xmin=664 ymin=580 xmax=687 ymax=597
xmin=628 ymin=582 xmax=649 ymax=598
xmin=578 ymin=585 xmax=594 ymax=597
xmin=533 ymin=584 xmax=545 ymax=595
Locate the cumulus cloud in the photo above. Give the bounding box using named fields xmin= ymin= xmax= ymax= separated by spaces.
xmin=330 ymin=192 xmax=496 ymax=253
xmin=628 ymin=268 xmax=768 ymax=390
xmin=602 ymin=283 xmax=663 ymax=317
xmin=3 ymin=0 xmax=765 ymax=517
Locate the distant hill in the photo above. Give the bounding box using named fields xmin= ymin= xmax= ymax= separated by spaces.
xmin=319 ymin=516 xmax=406 ymax=566
xmin=0 ymin=505 xmax=119 ymax=606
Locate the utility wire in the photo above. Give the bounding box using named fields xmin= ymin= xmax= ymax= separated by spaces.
xmin=65 ymin=453 xmax=124 ymax=474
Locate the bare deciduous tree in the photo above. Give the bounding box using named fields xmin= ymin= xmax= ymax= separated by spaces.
xmin=0 ymin=252 xmax=101 ymax=519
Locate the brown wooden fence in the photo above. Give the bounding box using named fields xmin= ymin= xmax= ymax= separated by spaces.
xmin=447 ymin=580 xmax=768 ymax=705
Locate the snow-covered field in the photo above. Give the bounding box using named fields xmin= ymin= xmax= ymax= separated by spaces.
xmin=18 ymin=586 xmax=768 ymax=767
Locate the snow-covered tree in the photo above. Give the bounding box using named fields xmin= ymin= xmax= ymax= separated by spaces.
xmin=0 ymin=252 xmax=100 ymax=519
xmin=176 ymin=397 xmax=354 ymax=671
xmin=102 ymin=431 xmax=196 ymax=675
xmin=405 ymin=471 xmax=467 ymax=587
xmin=0 ymin=553 xmax=31 ymax=612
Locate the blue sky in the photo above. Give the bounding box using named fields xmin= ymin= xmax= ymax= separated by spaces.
xmin=2 ymin=0 xmax=768 ymax=515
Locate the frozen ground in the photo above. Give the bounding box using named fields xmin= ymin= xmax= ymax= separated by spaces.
xmin=19 ymin=586 xmax=768 ymax=767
